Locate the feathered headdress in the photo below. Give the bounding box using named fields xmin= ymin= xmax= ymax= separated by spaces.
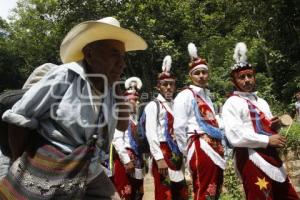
xmin=162 ymin=55 xmax=172 ymax=73
xmin=158 ymin=55 xmax=175 ymax=81
xmin=188 ymin=42 xmax=208 ymax=74
xmin=124 ymin=77 xmax=142 ymax=100
xmin=231 ymin=42 xmax=252 ymax=71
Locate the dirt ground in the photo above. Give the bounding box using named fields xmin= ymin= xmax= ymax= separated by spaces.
xmin=142 ymin=172 xmax=193 ymax=200
xmin=143 ymin=173 xmax=155 ymax=199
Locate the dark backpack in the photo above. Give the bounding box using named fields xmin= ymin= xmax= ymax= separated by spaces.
xmin=0 ymin=89 xmax=27 ymax=157
xmin=137 ymin=99 xmax=160 ymax=154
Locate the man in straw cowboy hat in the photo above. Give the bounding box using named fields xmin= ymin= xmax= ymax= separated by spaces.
xmin=143 ymin=55 xmax=188 ymax=200
xmin=0 ymin=16 xmax=147 ymax=199
xmin=173 ymin=43 xmax=225 ymax=200
xmin=222 ymin=42 xmax=299 ymax=200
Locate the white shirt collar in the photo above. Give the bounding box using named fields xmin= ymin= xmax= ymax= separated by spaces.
xmin=233 ymin=91 xmax=258 ymax=101
xmin=189 ymin=84 xmax=210 ymax=96
xmin=157 ymin=93 xmax=168 ymax=102
xmin=156 ymin=93 xmax=173 ymax=114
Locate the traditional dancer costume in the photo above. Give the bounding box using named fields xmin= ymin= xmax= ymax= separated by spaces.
xmin=173 ymin=43 xmax=225 ymax=200
xmin=144 ymin=56 xmax=188 ymax=200
xmin=222 ymin=42 xmax=299 ymax=200
xmin=112 ymin=77 xmax=144 ymax=200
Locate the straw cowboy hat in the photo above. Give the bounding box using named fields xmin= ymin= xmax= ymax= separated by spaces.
xmin=60 ymin=17 xmax=147 ymax=63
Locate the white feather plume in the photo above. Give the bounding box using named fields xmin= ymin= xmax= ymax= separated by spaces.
xmin=125 ymin=77 xmax=143 ymax=90
xmin=162 ymin=55 xmax=172 ymax=72
xmin=188 ymin=42 xmax=198 ymax=59
xmin=233 ymin=42 xmax=248 ymax=63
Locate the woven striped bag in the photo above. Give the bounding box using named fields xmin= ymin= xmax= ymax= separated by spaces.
xmin=0 ymin=134 xmax=97 ymax=200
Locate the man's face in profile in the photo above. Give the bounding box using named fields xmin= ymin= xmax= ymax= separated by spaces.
xmin=84 ymin=40 xmax=126 ymax=86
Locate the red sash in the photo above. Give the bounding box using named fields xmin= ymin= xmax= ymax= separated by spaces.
xmin=235 ymin=95 xmax=282 ymax=167
xmin=113 ymin=120 xmax=143 ymax=171
xmin=187 ymin=88 xmax=224 ymax=156
xmin=159 ymin=101 xmax=176 ymax=140
xmin=130 ymin=120 xmax=138 ymax=142
xmin=158 ymin=101 xmax=183 ymax=170
xmin=159 ymin=142 xmax=183 ymax=170
xmin=187 ymin=88 xmax=219 ymax=128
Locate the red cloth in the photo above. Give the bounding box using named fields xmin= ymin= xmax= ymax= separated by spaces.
xmin=186 ymin=88 xmax=224 ymax=199
xmin=112 ymin=155 xmax=144 ymax=200
xmin=152 ymin=159 xmax=188 ymax=200
xmin=187 ymin=88 xmax=219 ymax=128
xmin=245 ymin=98 xmax=283 ymax=167
xmin=188 ymin=138 xmax=223 ymax=200
xmin=160 ymin=142 xmax=183 ymax=170
xmin=235 ymin=149 xmax=299 ymax=200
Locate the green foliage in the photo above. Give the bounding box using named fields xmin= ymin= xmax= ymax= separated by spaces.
xmin=0 ymin=0 xmax=299 ymax=110
xmin=0 ymin=18 xmax=24 ymax=90
xmin=0 ymin=1 xmax=299 ymax=198
xmin=221 ymin=158 xmax=244 ymax=200
xmin=255 ymin=73 xmax=285 ymax=115
xmin=281 ymin=122 xmax=300 ymax=153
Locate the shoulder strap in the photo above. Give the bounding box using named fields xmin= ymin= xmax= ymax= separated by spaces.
xmin=233 ymin=94 xmax=275 ymax=136
xmin=153 ymin=99 xmax=160 ymax=126
xmin=232 ymin=94 xmax=264 ymax=115
xmin=186 ymin=87 xmax=196 ymax=97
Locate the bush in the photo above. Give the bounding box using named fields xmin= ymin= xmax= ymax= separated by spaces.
xmin=220 ymin=158 xmax=244 ymax=200
xmin=280 ymin=122 xmax=300 ymax=154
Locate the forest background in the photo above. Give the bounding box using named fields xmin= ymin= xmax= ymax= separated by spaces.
xmin=1 ymin=1 xmax=300 ymax=199
xmin=0 ymin=0 xmax=299 ymax=115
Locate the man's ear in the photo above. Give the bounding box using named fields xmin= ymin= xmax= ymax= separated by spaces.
xmin=230 ymin=71 xmax=237 ymax=83
xmin=230 ymin=76 xmax=235 ymax=84
xmin=82 ymin=46 xmax=92 ymax=65
xmin=155 ymin=83 xmax=160 ymax=92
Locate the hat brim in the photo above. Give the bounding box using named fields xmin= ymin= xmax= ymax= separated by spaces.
xmin=60 ymin=21 xmax=147 ymax=63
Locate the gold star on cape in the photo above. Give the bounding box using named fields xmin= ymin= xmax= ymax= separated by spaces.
xmin=255 ymin=177 xmax=269 ymax=190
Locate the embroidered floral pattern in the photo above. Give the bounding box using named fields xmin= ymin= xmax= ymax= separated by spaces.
xmin=200 ymin=134 xmax=224 ymax=156
xmin=165 ymin=190 xmax=172 ymax=200
xmin=205 ymin=183 xmax=218 ymax=200
xmin=160 ymin=143 xmax=183 ymax=170
xmin=207 ymin=183 xmax=217 ymax=196
xmin=162 ymin=175 xmax=171 ymax=187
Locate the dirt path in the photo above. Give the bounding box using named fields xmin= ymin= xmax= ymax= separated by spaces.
xmin=143 ymin=173 xmax=155 ymax=199
xmin=142 ymin=172 xmax=193 ymax=199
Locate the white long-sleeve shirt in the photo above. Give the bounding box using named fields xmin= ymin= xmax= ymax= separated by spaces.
xmin=173 ymin=85 xmax=215 ymax=156
xmin=112 ymin=116 xmax=138 ymax=165
xmin=222 ymin=91 xmax=290 ymax=182
xmin=222 ymin=91 xmax=270 ymax=148
xmin=144 ymin=94 xmax=173 ymax=161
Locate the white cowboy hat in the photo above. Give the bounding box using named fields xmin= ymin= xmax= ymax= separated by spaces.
xmin=60 ymin=17 xmax=147 ymax=63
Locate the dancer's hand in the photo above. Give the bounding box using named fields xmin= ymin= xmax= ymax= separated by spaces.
xmin=268 ymin=134 xmax=286 ymax=148
xmin=124 ymin=161 xmax=135 ymax=175
xmin=156 ymin=159 xmax=168 ymax=176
